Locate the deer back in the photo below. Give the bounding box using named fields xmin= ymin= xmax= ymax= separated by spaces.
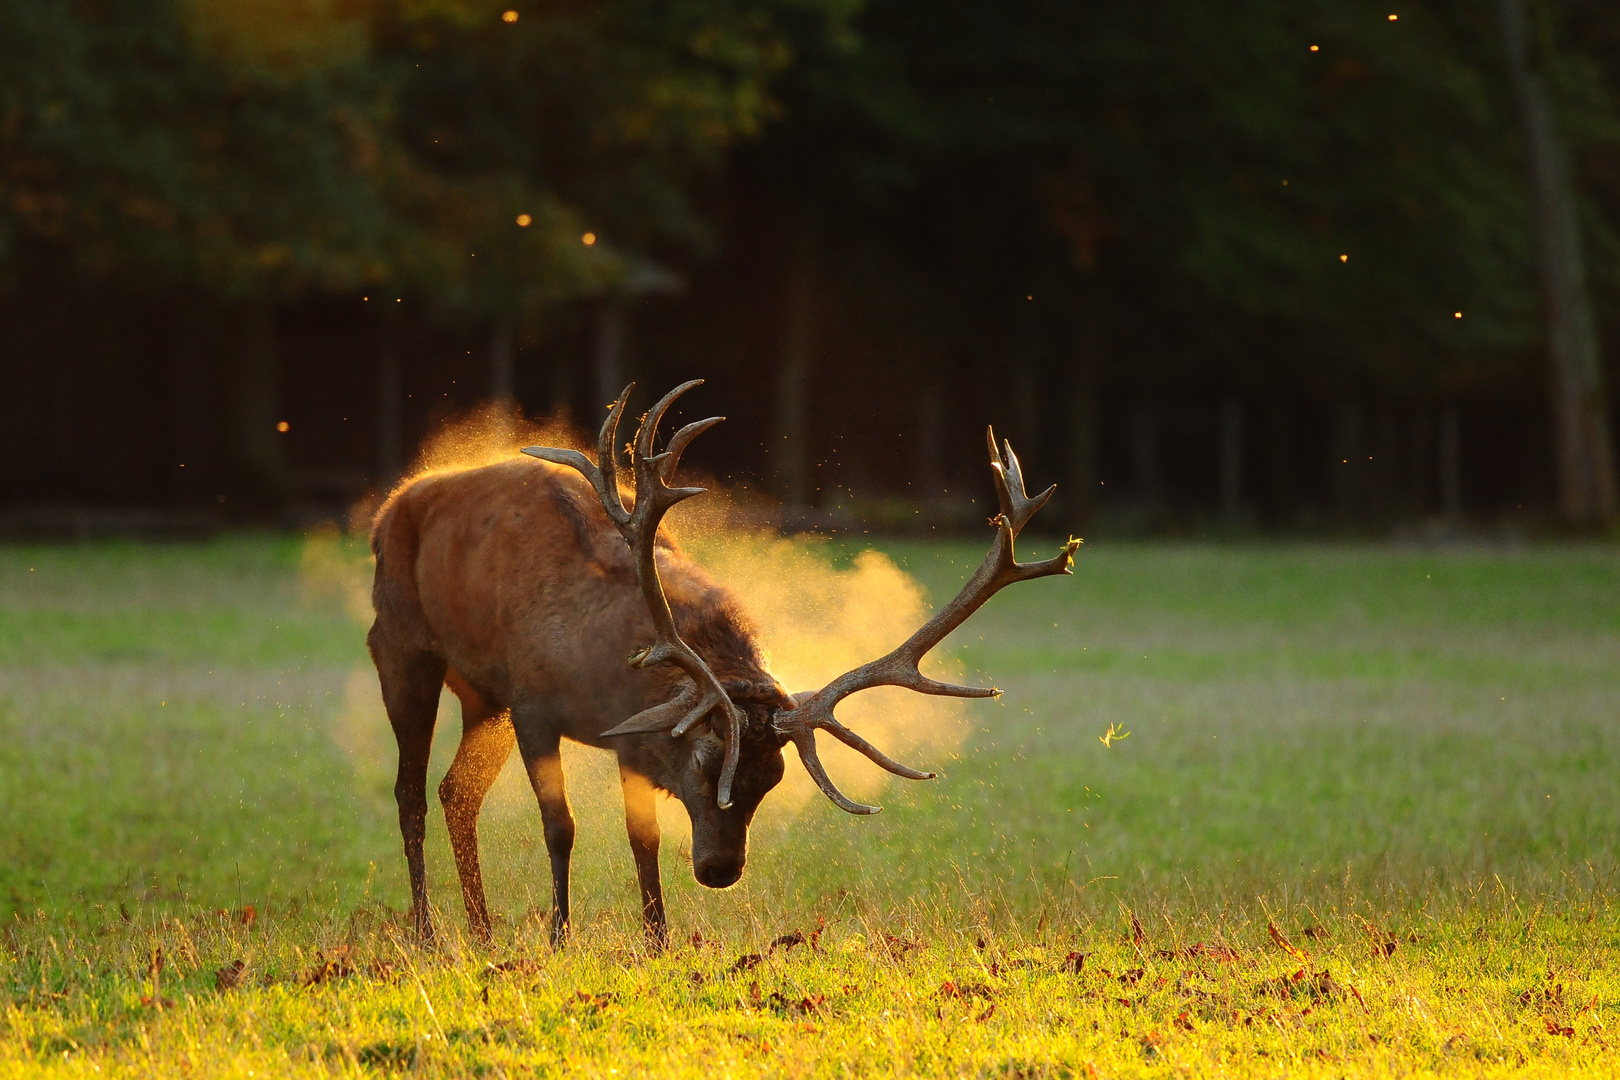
xmin=371 ymin=457 xmax=780 ymax=750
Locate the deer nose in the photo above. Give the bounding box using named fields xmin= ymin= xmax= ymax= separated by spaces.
xmin=694 ymin=861 xmax=742 ymax=889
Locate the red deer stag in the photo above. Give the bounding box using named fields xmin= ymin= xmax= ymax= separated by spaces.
xmin=368 ymin=381 xmax=1077 ymax=946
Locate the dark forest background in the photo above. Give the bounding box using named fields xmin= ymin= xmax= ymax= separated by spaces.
xmin=4 ymin=0 xmax=1619 ymax=536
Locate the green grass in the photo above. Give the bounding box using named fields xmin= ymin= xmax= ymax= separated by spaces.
xmin=1 ymin=534 xmax=1617 ymax=1077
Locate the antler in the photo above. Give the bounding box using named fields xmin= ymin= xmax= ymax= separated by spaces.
xmin=777 ymin=428 xmax=1080 ymax=814
xmin=522 ymin=382 xmax=749 ymax=808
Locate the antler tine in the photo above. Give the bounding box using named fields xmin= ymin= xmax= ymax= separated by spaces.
xmin=658 ymin=416 xmax=725 ymax=484
xmin=816 ymin=716 xmax=937 ymax=780
xmin=987 ymin=425 xmax=1055 ymax=535
xmin=778 ymin=429 xmax=1080 ymax=813
xmin=637 ymin=380 xmax=702 ymax=460
xmin=596 ymin=385 xmax=635 ymax=525
xmin=524 ymin=381 xmax=746 ymax=809
xmin=620 ymin=380 xmax=746 ymax=806
xmin=786 ymin=729 xmax=882 ymax=815
xmin=521 ymin=383 xmax=634 ymax=528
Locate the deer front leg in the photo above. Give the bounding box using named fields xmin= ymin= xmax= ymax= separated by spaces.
xmin=439 ymin=679 xmax=516 ymax=945
xmin=517 ymin=725 xmax=574 ymax=946
xmin=619 ymin=767 xmax=667 ymax=950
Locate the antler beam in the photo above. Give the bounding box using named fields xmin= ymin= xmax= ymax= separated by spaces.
xmin=523 ymin=382 xmax=749 ymax=808
xmin=777 ymin=427 xmax=1079 ymax=814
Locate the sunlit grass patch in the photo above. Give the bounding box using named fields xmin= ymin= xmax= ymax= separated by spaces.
xmin=2 ymin=536 xmax=1618 ymax=1076
xmin=3 ymin=895 xmax=1616 ymax=1077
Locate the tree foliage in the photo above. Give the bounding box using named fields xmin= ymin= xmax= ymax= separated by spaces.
xmin=0 ymin=0 xmax=829 ymax=306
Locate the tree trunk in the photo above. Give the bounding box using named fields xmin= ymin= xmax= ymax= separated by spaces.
xmin=1332 ymin=402 xmax=1365 ymax=528
xmin=1220 ymin=397 xmax=1243 ymax=528
xmin=490 ymin=315 xmax=515 ymax=403
xmin=169 ymin=298 xmax=225 ymax=506
xmin=490 ymin=313 xmax=516 ymax=438
xmin=377 ymin=303 xmax=404 ymax=483
xmin=1408 ymin=406 xmax=1433 ymax=516
xmin=1012 ymin=358 xmax=1041 ymax=462
xmin=917 ymin=381 xmax=943 ymax=501
xmin=1261 ymin=394 xmax=1295 ymax=526
xmin=1065 ymin=282 xmax=1101 ymax=531
xmin=1439 ymin=402 xmax=1462 ymax=519
xmin=1500 ymin=0 xmax=1618 ymax=524
xmin=1131 ymin=407 xmax=1159 ymax=506
xmin=230 ymin=301 xmax=290 ymax=503
xmin=774 ymin=213 xmax=819 ymax=510
xmin=595 ymin=297 xmax=627 ymax=411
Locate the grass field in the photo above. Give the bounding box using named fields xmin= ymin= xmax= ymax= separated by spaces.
xmin=1 ymin=533 xmax=1617 ymax=1077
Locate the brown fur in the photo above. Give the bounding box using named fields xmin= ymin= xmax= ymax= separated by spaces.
xmin=367 ymin=457 xmax=792 ymax=947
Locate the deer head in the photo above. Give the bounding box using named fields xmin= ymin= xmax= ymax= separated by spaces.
xmin=524 ymin=382 xmax=1077 ymax=883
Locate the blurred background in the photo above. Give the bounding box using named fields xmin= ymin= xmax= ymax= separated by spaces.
xmin=3 ymin=0 xmax=1619 ymax=537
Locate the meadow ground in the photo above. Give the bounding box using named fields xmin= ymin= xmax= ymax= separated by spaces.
xmin=0 ymin=533 xmax=1617 ymax=1077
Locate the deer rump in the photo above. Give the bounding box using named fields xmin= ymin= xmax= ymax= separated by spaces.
xmin=368 ymin=380 xmax=1076 ymax=949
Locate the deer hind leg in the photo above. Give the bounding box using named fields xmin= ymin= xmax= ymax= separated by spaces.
xmin=619 ymin=767 xmax=667 ymax=951
xmin=514 ymin=720 xmax=574 ymax=946
xmin=439 ymin=671 xmax=516 ymax=945
xmin=369 ymin=627 xmax=448 ymax=944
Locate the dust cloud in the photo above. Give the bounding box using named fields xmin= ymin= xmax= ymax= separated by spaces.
xmin=683 ymin=533 xmax=969 ymax=813
xmin=401 ymin=400 xmax=583 ymax=482
xmin=300 ymin=402 xmax=969 ymax=835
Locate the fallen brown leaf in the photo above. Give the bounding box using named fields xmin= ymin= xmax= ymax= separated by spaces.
xmin=731 ymin=953 xmax=763 ymax=973
xmin=1356 ymin=918 xmax=1399 ymax=958
xmin=766 ymin=991 xmax=825 ymax=1017
xmin=214 ymin=959 xmax=246 ymax=991
xmin=881 ymin=933 xmax=922 ymax=957
xmin=938 ymin=980 xmax=993 ymax=1000
xmin=302 ymin=948 xmax=354 ymax=987
xmin=1255 ymin=968 xmax=1360 ymax=1006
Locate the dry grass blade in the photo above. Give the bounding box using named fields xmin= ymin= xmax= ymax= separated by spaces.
xmin=1267 ymin=920 xmax=1310 ymax=962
